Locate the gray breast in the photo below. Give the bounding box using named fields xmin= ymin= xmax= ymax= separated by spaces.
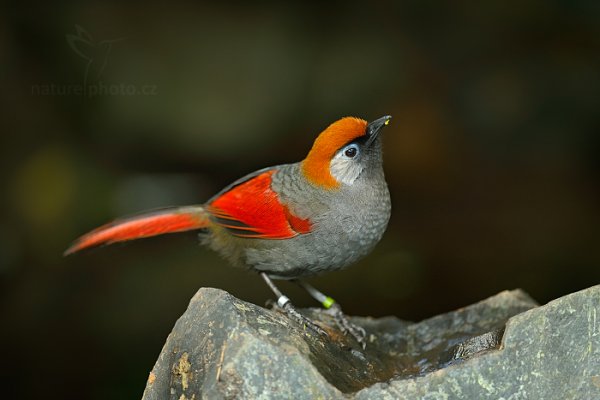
xmin=244 ymin=164 xmax=391 ymax=279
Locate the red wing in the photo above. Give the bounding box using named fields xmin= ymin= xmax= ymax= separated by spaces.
xmin=207 ymin=170 xmax=311 ymax=239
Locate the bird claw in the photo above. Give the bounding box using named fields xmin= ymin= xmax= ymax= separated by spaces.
xmin=284 ymin=302 xmax=329 ymax=337
xmin=268 ymin=299 xmax=328 ymax=337
xmin=327 ymin=303 xmax=367 ymax=349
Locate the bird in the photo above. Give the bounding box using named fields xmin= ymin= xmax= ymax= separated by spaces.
xmin=65 ymin=115 xmax=392 ymax=347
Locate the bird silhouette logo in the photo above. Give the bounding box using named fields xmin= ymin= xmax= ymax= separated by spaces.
xmin=66 ymin=25 xmax=123 ymax=87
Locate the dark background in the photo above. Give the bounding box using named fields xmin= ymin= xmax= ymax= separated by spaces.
xmin=1 ymin=1 xmax=599 ymax=399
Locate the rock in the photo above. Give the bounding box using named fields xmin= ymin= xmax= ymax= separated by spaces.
xmin=142 ymin=285 xmax=600 ymax=400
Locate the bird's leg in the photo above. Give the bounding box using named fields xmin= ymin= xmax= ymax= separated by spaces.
xmin=295 ymin=280 xmax=367 ymax=348
xmin=260 ymin=273 xmax=327 ymax=337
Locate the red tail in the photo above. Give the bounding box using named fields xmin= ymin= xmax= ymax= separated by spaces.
xmin=64 ymin=206 xmax=209 ymax=255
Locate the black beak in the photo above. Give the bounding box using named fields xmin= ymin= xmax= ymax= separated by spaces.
xmin=365 ymin=115 xmax=392 ymax=146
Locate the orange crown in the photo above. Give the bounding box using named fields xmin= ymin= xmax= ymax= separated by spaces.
xmin=301 ymin=117 xmax=368 ymax=189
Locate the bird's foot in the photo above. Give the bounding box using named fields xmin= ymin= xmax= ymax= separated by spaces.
xmin=326 ymin=303 xmax=367 ymax=349
xmin=284 ymin=302 xmax=329 ymax=337
xmin=268 ymin=297 xmax=328 ymax=337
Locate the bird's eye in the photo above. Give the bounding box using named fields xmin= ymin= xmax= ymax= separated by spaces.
xmin=343 ymin=144 xmax=359 ymax=158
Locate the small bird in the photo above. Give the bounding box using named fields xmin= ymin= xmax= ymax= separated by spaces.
xmin=66 ymin=115 xmax=392 ymax=347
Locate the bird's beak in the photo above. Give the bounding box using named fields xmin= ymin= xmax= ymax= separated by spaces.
xmin=365 ymin=115 xmax=392 ymax=147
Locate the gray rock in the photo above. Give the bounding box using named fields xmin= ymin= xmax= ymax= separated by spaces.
xmin=142 ymin=285 xmax=600 ymax=400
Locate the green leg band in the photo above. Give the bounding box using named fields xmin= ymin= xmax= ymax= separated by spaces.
xmin=322 ymin=296 xmax=336 ymax=309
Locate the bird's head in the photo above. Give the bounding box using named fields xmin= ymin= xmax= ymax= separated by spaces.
xmin=301 ymin=115 xmax=391 ymax=189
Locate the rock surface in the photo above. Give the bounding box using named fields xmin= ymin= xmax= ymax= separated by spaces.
xmin=142 ymin=285 xmax=600 ymax=400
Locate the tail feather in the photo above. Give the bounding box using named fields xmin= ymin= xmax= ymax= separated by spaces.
xmin=64 ymin=206 xmax=209 ymax=255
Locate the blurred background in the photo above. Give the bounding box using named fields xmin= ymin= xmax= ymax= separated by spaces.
xmin=1 ymin=1 xmax=599 ymax=398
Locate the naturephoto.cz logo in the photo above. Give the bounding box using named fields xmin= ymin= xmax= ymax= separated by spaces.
xmin=31 ymin=25 xmax=157 ymax=97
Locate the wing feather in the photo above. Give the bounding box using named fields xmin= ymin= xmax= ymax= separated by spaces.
xmin=207 ymin=169 xmax=311 ymax=239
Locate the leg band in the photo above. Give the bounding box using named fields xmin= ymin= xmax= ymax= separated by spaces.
xmin=277 ymin=295 xmax=290 ymax=308
xmin=322 ymin=296 xmax=336 ymax=309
